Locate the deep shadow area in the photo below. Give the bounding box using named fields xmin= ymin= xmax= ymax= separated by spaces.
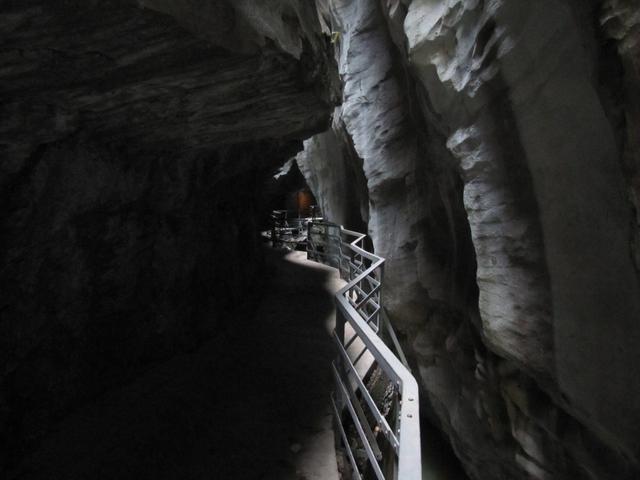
xmin=420 ymin=417 xmax=470 ymax=480
xmin=8 ymin=248 xmax=340 ymax=480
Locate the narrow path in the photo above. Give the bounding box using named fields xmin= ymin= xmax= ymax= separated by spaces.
xmin=12 ymin=249 xmax=341 ymax=480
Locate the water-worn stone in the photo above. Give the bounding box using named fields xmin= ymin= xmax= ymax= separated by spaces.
xmin=300 ymin=0 xmax=640 ymax=478
xmin=296 ymin=109 xmax=369 ymax=230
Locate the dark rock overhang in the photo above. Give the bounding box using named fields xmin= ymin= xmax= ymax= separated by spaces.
xmin=0 ymin=0 xmax=339 ymax=161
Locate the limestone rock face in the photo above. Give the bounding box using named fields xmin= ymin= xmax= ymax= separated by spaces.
xmin=300 ymin=0 xmax=640 ymax=478
xmin=296 ymin=110 xmax=369 ymax=230
xmin=0 ymin=1 xmax=336 ymax=471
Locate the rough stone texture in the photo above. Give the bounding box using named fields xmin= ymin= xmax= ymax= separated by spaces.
xmin=296 ymin=109 xmax=369 ymax=230
xmin=601 ymin=0 xmax=640 ymax=271
xmin=0 ymin=0 xmax=336 ymax=471
xmin=0 ymin=1 xmax=335 ymax=163
xmin=300 ymin=0 xmax=640 ymax=478
xmin=311 ymin=0 xmax=477 ymax=326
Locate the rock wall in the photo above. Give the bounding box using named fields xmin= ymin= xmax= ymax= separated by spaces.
xmin=602 ymin=0 xmax=640 ymax=271
xmin=296 ymin=109 xmax=369 ymax=230
xmin=0 ymin=0 xmax=336 ymax=471
xmin=300 ymin=0 xmax=640 ymax=478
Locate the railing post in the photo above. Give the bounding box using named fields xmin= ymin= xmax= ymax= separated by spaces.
xmin=271 ymin=210 xmax=291 ymax=248
xmin=377 ymin=260 xmax=384 ymax=327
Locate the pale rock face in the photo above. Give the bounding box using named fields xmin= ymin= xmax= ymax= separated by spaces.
xmin=446 ymin=121 xmax=552 ymax=379
xmin=296 ymin=109 xmax=369 ymax=229
xmin=301 ymin=0 xmax=640 ymax=478
xmin=405 ymin=0 xmax=640 ymax=466
xmin=307 ymin=0 xmax=476 ymax=328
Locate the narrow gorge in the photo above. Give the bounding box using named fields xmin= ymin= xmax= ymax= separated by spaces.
xmin=1 ymin=1 xmax=639 ymax=479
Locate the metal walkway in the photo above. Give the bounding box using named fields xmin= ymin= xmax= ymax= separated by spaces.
xmin=307 ymin=221 xmax=422 ymax=480
xmin=12 ymin=220 xmax=423 ymax=480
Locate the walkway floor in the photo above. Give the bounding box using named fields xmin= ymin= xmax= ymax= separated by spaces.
xmin=11 ymin=249 xmax=342 ymax=480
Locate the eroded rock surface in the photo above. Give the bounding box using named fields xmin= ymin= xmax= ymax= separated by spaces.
xmin=296 ymin=109 xmax=369 ymax=230
xmin=0 ymin=1 xmax=336 ymax=471
xmin=300 ymin=0 xmax=640 ymax=478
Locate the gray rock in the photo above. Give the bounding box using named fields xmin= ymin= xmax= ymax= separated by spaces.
xmin=0 ymin=0 xmax=337 ymax=470
xmin=301 ymin=0 xmax=640 ymax=477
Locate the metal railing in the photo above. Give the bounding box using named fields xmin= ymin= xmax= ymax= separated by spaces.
xmin=270 ymin=211 xmax=317 ymax=248
xmin=307 ymin=221 xmax=421 ymax=480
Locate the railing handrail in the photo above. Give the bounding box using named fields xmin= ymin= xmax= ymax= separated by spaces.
xmin=307 ymin=220 xmax=421 ymax=480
